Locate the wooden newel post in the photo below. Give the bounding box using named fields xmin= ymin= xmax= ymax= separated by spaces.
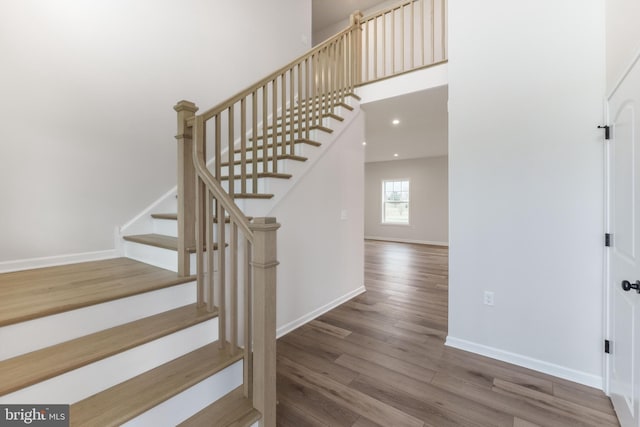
xmin=173 ymin=100 xmax=199 ymax=277
xmin=250 ymin=217 xmax=280 ymax=427
xmin=350 ymin=10 xmax=363 ymax=86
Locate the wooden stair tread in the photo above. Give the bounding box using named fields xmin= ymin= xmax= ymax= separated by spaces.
xmin=251 ymin=125 xmax=332 ymax=141
xmin=150 ymin=213 xmax=178 ymax=220
xmin=233 ymin=139 xmax=321 ymax=154
xmin=292 ymin=101 xmax=354 ymax=113
xmin=70 ymin=341 xmax=242 ymax=427
xmin=274 ymin=112 xmax=344 ymax=126
xmin=0 ymin=303 xmax=217 ymax=397
xmin=233 ymin=193 xmax=274 ymax=199
xmin=151 ymin=213 xmax=254 ymax=223
xmin=221 ymin=154 xmax=307 ymax=167
xmin=220 ymin=172 xmax=292 ymax=181
xmin=0 ymin=258 xmax=193 ymax=327
xmin=123 ymin=233 xmax=222 ymax=253
xmin=178 ymin=386 xmax=261 ymax=427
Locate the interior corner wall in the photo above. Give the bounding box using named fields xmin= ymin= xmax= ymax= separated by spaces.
xmin=269 ymin=112 xmax=365 ymax=336
xmin=606 ymin=0 xmax=640 ymax=92
xmin=0 ymin=0 xmax=311 ymax=262
xmin=448 ymin=0 xmax=606 ymax=387
xmin=365 ymin=156 xmax=448 ymax=245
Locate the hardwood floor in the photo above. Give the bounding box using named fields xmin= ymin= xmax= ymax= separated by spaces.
xmin=276 ymin=240 xmax=619 ymax=427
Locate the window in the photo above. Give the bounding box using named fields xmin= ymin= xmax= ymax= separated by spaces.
xmin=382 ymin=179 xmax=409 ymax=224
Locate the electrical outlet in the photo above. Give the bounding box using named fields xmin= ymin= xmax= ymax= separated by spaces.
xmin=483 ymin=291 xmax=494 ymax=306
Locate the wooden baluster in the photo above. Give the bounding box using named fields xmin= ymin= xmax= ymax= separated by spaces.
xmin=421 ymin=0 xmax=425 ymax=66
xmin=373 ymin=16 xmax=378 ymax=80
xmin=272 ymin=78 xmax=278 ymax=173
xmin=305 ymin=58 xmax=310 ymax=141
xmin=252 ymin=91 xmax=258 ymax=194
xmin=173 ymin=101 xmax=199 ymax=277
xmin=262 ymin=86 xmax=268 ymax=176
xmin=241 ymin=98 xmax=247 ymax=195
xmin=230 ymin=221 xmax=238 ymax=352
xmin=411 ymin=0 xmax=415 ymax=69
xmin=442 ymin=0 xmax=447 ymax=60
xmin=206 ymin=190 xmax=214 ymax=312
xmin=228 ymin=107 xmax=235 ymax=198
xmin=281 ymin=73 xmax=286 ymax=155
xmin=217 ymin=201 xmax=226 ymax=349
xmin=382 ymin=12 xmax=386 ymax=77
xmin=430 ymin=0 xmax=435 ymax=64
xmin=350 ymin=11 xmax=363 ymax=86
xmin=297 ymin=62 xmax=302 ymax=142
xmin=289 ymin=69 xmax=294 ymax=155
xmin=251 ymin=217 xmax=280 ymax=427
xmin=193 ymin=115 xmax=206 ymax=307
xmin=243 ymin=237 xmax=253 ymax=399
xmin=392 ymin=8 xmax=396 ymax=74
xmin=215 ymin=114 xmax=221 ymax=181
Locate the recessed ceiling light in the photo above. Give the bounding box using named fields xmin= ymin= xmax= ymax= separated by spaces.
xmin=362 ymin=141 xmax=367 ymax=146
xmin=394 ymin=153 xmax=399 ymax=157
xmin=392 ymin=119 xmax=400 ymax=125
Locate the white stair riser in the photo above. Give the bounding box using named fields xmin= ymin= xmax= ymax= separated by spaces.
xmin=124 ymin=241 xmax=196 ymax=274
xmin=0 ymin=319 xmax=218 ymax=405
xmin=153 ymin=218 xmax=178 ymax=237
xmin=122 ymin=360 xmax=243 ymax=427
xmin=0 ymin=282 xmax=196 ymax=361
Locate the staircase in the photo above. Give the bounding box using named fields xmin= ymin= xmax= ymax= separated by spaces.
xmin=0 ymin=1 xmax=446 ymax=425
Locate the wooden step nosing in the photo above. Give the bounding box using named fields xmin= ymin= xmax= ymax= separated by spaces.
xmin=232 ymin=139 xmax=321 ymax=154
xmin=0 ymin=270 xmax=196 ymax=328
xmin=221 ymin=154 xmax=308 ymax=167
xmin=178 ymin=386 xmax=261 ymax=427
xmin=70 ymin=342 xmax=243 ymax=426
xmin=0 ymin=304 xmax=217 ymax=397
xmin=250 ymin=125 xmax=332 ymax=141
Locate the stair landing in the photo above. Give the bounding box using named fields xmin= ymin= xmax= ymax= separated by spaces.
xmin=0 ymin=258 xmax=195 ymax=327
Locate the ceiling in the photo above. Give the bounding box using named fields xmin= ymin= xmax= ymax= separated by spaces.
xmin=312 ymin=0 xmax=385 ymax=32
xmin=362 ymin=85 xmax=449 ymax=163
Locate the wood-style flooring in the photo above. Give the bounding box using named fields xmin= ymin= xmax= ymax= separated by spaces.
xmin=276 ymin=240 xmax=619 ymax=427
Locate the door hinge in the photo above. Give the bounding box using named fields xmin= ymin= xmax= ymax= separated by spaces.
xmin=605 ymin=339 xmax=611 ymax=354
xmin=605 ymin=233 xmax=612 ymax=247
xmin=598 ymin=125 xmax=610 ymax=140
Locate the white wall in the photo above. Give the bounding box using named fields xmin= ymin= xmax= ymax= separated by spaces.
xmin=606 ymin=0 xmax=640 ymax=92
xmin=448 ymin=0 xmax=606 ymax=387
xmin=365 ymin=156 xmax=448 ymax=245
xmin=269 ymin=113 xmax=365 ymax=336
xmin=313 ymin=0 xmax=397 ymax=45
xmin=0 ymin=0 xmax=311 ymax=262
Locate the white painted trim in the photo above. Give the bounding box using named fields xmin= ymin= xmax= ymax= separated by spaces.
xmin=608 ymin=46 xmax=640 ymax=100
xmin=365 ymin=236 xmax=449 ymax=247
xmin=276 ymin=285 xmax=366 ymax=338
xmin=120 ymin=187 xmax=178 ymax=233
xmin=358 ymin=63 xmax=448 ymax=105
xmin=0 ymin=250 xmax=118 ymax=273
xmin=445 ymin=336 xmax=604 ymax=390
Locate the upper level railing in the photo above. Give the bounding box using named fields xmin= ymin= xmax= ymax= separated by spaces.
xmin=360 ymin=0 xmax=447 ymax=83
xmin=173 ymin=3 xmax=446 ymax=426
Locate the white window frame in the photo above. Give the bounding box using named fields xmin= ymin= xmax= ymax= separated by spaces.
xmin=381 ymin=178 xmax=410 ymax=226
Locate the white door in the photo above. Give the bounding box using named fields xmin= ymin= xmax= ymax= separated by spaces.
xmin=607 ymin=55 xmax=640 ymax=427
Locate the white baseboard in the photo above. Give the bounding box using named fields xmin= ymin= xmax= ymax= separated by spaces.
xmin=276 ymin=285 xmax=366 ymax=338
xmin=365 ymin=236 xmax=449 ymax=247
xmin=445 ymin=336 xmax=603 ymax=390
xmin=0 ymin=250 xmax=118 ymax=273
